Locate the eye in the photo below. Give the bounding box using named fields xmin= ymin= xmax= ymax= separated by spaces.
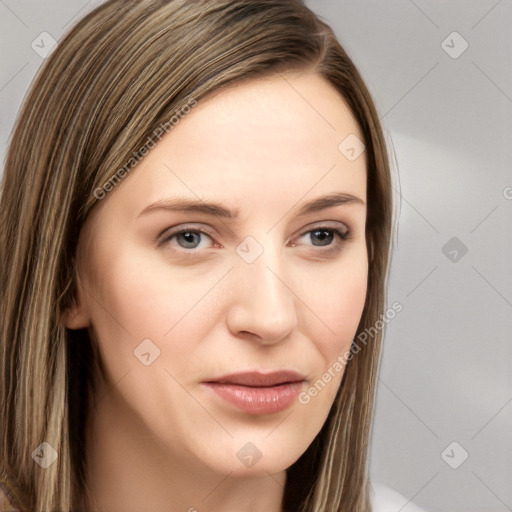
xmin=158 ymin=223 xmax=351 ymax=256
xmin=295 ymin=225 xmax=350 ymax=249
xmin=159 ymin=227 xmax=216 ymax=251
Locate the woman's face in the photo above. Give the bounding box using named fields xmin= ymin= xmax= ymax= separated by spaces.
xmin=65 ymin=71 xmax=368 ymax=478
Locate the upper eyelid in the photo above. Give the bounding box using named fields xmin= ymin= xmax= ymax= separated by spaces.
xmin=161 ymin=220 xmax=349 ymax=237
xmin=298 ymin=221 xmax=349 ymax=235
xmin=159 ymin=224 xmax=215 ymax=242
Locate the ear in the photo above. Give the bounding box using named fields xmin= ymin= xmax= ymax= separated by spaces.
xmin=59 ymin=272 xmax=90 ymax=330
xmin=60 ymin=303 xmax=90 ymax=330
xmin=368 ymin=237 xmax=374 ymax=264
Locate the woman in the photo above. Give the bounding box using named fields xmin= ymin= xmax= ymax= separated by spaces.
xmin=0 ymin=1 xmax=394 ymax=510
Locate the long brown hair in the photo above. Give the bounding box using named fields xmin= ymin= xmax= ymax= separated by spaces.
xmin=0 ymin=1 xmax=393 ymax=510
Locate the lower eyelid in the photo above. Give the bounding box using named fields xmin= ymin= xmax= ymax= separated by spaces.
xmin=161 ymin=227 xmax=350 ymax=252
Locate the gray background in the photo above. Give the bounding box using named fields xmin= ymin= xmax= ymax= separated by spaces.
xmin=1 ymin=1 xmax=511 ymax=511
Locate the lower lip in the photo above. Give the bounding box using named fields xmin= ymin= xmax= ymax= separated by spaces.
xmin=203 ymin=381 xmax=303 ymax=415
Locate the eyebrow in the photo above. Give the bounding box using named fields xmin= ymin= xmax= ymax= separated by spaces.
xmin=137 ymin=192 xmax=365 ymax=219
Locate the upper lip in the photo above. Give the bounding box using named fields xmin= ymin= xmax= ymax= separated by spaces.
xmin=204 ymin=370 xmax=306 ymax=387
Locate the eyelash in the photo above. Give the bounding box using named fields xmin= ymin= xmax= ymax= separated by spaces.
xmin=159 ymin=225 xmax=351 ymax=257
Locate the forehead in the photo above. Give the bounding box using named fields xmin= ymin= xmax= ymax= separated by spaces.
xmin=168 ymin=71 xmax=365 ymax=165
xmin=93 ymin=71 xmax=367 ymax=224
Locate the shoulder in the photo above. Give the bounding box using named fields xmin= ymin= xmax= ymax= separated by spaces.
xmin=0 ymin=484 xmax=21 ymax=512
xmin=370 ymin=481 xmax=428 ymax=512
xmin=0 ymin=476 xmax=28 ymax=512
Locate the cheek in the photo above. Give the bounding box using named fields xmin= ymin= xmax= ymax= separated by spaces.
xmin=85 ymin=238 xmax=368 ymax=368
xmin=305 ymin=249 xmax=368 ymax=361
xmin=84 ymin=247 xmax=223 ymax=357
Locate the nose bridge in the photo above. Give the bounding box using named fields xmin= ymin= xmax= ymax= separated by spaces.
xmin=227 ymin=237 xmax=298 ymax=343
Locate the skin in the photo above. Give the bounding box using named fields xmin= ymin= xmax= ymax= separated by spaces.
xmin=61 ymin=71 xmax=368 ymax=512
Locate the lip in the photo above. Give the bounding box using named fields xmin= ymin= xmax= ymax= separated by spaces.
xmin=202 ymin=370 xmax=306 ymax=415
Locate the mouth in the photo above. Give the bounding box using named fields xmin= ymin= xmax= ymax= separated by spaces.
xmin=205 ymin=370 xmax=306 ymax=387
xmin=202 ymin=370 xmax=307 ymax=415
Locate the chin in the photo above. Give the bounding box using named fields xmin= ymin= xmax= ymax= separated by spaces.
xmin=198 ymin=434 xmax=308 ymax=477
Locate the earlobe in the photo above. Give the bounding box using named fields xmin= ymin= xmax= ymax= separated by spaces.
xmin=59 ymin=273 xmax=90 ymax=330
xmin=60 ymin=302 xmax=90 ymax=330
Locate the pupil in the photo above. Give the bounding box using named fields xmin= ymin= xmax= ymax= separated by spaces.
xmin=312 ymin=229 xmax=333 ymax=246
xmin=176 ymin=230 xmax=335 ymax=249
xmin=179 ymin=232 xmax=200 ymax=248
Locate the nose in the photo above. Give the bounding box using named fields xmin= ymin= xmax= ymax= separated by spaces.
xmin=226 ymin=251 xmax=299 ymax=346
